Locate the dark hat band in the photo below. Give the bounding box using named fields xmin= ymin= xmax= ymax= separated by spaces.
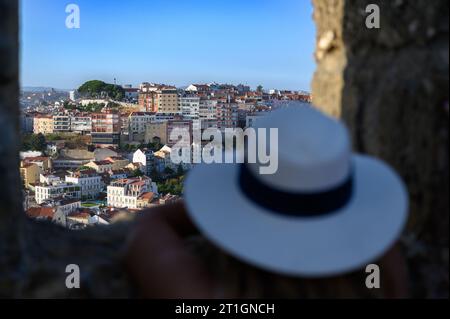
xmin=238 ymin=164 xmax=354 ymax=217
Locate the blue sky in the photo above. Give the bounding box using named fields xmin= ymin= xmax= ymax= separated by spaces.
xmin=20 ymin=0 xmax=316 ymax=91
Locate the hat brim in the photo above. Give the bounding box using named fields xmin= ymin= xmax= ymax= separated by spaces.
xmin=184 ymin=154 xmax=408 ymax=278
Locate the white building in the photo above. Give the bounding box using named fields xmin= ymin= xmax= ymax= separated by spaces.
xmin=65 ymin=170 xmax=103 ymax=200
xmin=53 ymin=114 xmax=71 ymax=132
xmin=54 ymin=198 xmax=82 ymax=217
xmin=133 ymin=149 xmax=154 ymax=176
xmin=128 ymin=112 xmax=156 ymax=136
xmin=180 ymin=96 xmax=200 ymax=120
xmin=35 ymin=182 xmax=82 ymax=204
xmin=70 ymin=115 xmax=92 ymax=133
xmin=69 ymin=90 xmax=78 ymax=101
xmin=107 ymin=177 xmax=158 ymax=209
xmin=123 ymin=86 xmax=139 ymax=100
xmin=40 ymin=174 xmax=61 ymax=185
xmin=199 ymin=99 xmax=217 ymax=120
xmin=80 ymin=99 xmax=108 ymax=107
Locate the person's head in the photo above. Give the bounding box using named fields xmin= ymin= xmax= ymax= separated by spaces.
xmin=187 ymin=235 xmax=409 ymax=299
xmin=127 ymin=106 xmax=410 ymax=299
xmin=126 ymin=201 xmax=409 ymax=299
xmin=181 ymin=106 xmax=410 ymax=298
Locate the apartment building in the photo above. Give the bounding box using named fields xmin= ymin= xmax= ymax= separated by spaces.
xmin=35 ymin=182 xmax=82 ymax=204
xmin=107 ymin=177 xmax=158 ymax=209
xmin=53 ymin=114 xmax=71 ymax=132
xmin=65 ymin=170 xmax=103 ymax=199
xmin=33 ymin=115 xmax=54 ymax=135
xmin=91 ymin=110 xmax=121 ymax=146
xmin=179 ymin=95 xmax=200 ymax=119
xmin=70 ymin=114 xmax=92 ymax=133
xmin=139 ymin=83 xmax=160 ymax=112
xmin=20 ymin=162 xmax=41 ymax=187
xmin=20 ymin=113 xmax=35 ymax=133
xmin=199 ymin=99 xmax=217 ymax=120
xmin=216 ymin=103 xmax=239 ymax=131
xmin=124 ymin=112 xmax=157 ymax=142
xmin=139 ymin=84 xmax=180 ymax=114
xmin=123 ymin=86 xmax=139 ymax=100
xmin=156 ymin=87 xmax=180 ymax=114
xmin=185 ymin=84 xmax=211 ymax=95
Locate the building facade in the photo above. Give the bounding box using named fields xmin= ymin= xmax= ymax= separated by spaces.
xmin=33 ymin=115 xmax=54 ymax=135
xmin=132 ymin=149 xmax=154 ymax=176
xmin=107 ymin=177 xmax=158 ymax=209
xmin=180 ymin=95 xmax=200 ymax=119
xmin=145 ymin=121 xmax=168 ymax=144
xmin=216 ymin=103 xmax=238 ymax=131
xmin=65 ymin=170 xmax=103 ymax=200
xmin=53 ymin=114 xmax=71 ymax=132
xmin=91 ymin=111 xmax=121 ymax=146
xmin=70 ymin=114 xmax=92 ymax=133
xmin=35 ymin=182 xmax=82 ymax=204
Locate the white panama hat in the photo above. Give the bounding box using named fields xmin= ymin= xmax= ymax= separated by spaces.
xmin=184 ymin=106 xmax=409 ymax=278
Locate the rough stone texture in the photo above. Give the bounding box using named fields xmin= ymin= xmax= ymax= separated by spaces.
xmin=311 ymin=0 xmax=347 ymax=118
xmin=0 ymin=0 xmax=135 ymax=298
xmin=0 ymin=0 xmax=23 ymax=297
xmin=18 ymin=219 xmax=134 ymax=298
xmin=312 ymin=0 xmax=449 ymax=297
xmin=0 ymin=0 xmax=448 ymax=298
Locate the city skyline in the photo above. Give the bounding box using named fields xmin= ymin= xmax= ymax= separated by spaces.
xmin=20 ymin=0 xmax=316 ymax=91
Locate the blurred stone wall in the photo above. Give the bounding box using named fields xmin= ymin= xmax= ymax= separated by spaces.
xmin=0 ymin=0 xmax=447 ymax=298
xmin=312 ymin=0 xmax=449 ymax=297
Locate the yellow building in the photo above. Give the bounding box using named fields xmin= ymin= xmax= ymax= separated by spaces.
xmin=85 ymin=160 xmax=113 ymax=173
xmin=33 ymin=115 xmax=54 ymax=134
xmin=145 ymin=121 xmax=168 ymax=144
xmin=139 ymin=84 xmax=180 ymax=114
xmin=20 ymin=162 xmax=41 ymax=187
xmin=155 ymin=88 xmax=180 ymax=114
xmin=23 ymin=156 xmax=52 ymax=172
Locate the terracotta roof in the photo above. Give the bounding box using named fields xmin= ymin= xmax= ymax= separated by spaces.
xmin=26 ymin=207 xmax=55 ymax=219
xmin=139 ymin=192 xmax=155 ymax=201
xmin=68 ymin=209 xmax=91 ymax=219
xmin=24 ymin=156 xmax=49 ymax=162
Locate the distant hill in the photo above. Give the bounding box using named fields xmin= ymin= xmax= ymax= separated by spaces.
xmin=21 ymin=86 xmax=72 ymax=93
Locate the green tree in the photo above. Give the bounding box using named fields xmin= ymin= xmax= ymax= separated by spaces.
xmin=150 ymin=168 xmax=161 ymax=183
xmin=132 ymin=169 xmax=144 ymax=177
xmin=256 ymin=85 xmax=264 ymax=93
xmin=23 ymin=133 xmax=46 ymax=152
xmin=77 ymin=80 xmax=125 ymax=100
xmin=164 ymin=167 xmax=175 ymax=176
xmin=176 ymin=164 xmax=184 ymax=177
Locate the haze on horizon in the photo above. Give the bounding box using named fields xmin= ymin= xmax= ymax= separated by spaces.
xmin=20 ymin=0 xmax=316 ymax=92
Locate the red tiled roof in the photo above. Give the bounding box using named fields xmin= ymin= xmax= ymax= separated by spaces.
xmin=139 ymin=192 xmax=155 ymax=201
xmin=26 ymin=207 xmax=55 ymax=219
xmin=24 ymin=156 xmax=49 ymax=162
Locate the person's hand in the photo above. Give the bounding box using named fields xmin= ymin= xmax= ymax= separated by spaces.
xmin=125 ymin=201 xmax=215 ymax=299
